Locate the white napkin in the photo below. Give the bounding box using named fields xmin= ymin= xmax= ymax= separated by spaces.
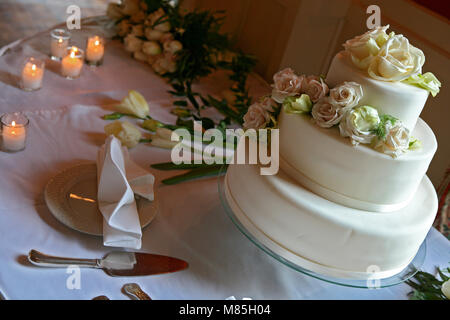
xmin=97 ymin=135 xmax=155 ymax=249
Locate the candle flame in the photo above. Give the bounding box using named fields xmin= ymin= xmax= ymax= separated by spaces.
xmin=94 ymin=40 xmax=100 ymax=46
xmin=11 ymin=121 xmax=16 ymax=127
xmin=58 ymin=38 xmax=63 ymax=43
xmin=31 ymin=64 xmax=37 ymax=71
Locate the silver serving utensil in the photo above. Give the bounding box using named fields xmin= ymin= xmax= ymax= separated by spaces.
xmin=28 ymin=249 xmax=188 ymax=276
xmin=122 ymin=283 xmax=151 ymax=300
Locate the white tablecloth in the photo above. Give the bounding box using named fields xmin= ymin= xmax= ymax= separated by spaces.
xmin=0 ymin=20 xmax=448 ymax=300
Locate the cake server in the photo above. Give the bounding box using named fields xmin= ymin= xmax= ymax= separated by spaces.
xmin=28 ymin=249 xmax=188 ymax=276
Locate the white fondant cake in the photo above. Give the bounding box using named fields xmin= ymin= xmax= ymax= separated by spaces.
xmin=279 ymin=110 xmax=437 ymax=212
xmin=326 ymin=52 xmax=429 ymax=132
xmin=225 ymin=163 xmax=437 ymax=279
xmin=227 ymin=26 xmax=441 ymax=279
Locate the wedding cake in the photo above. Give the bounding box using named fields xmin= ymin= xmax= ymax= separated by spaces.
xmin=225 ymin=26 xmax=442 ymax=279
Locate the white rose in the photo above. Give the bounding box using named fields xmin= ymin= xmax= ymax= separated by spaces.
xmin=154 ymin=21 xmax=171 ymax=32
xmin=104 ymin=121 xmax=142 ymax=148
xmin=283 ymin=94 xmax=312 ymax=114
xmin=145 ymin=28 xmax=164 ymax=41
xmin=339 ymin=106 xmax=380 ymax=145
xmin=311 ymin=97 xmax=343 ymax=128
xmin=368 ymin=34 xmax=425 ymax=81
xmin=303 ymin=75 xmax=329 ymax=103
xmin=134 ymin=50 xmax=148 ymax=62
xmin=164 ymin=40 xmax=183 ymax=54
xmin=115 ymin=90 xmax=150 ymax=119
xmin=344 ymin=25 xmax=390 ymax=69
xmin=243 ymin=102 xmax=271 ymax=130
xmin=131 ymin=24 xmax=144 ymax=37
xmin=271 ymin=68 xmax=303 ymax=103
xmin=142 ymin=41 xmax=162 ymax=56
xmin=124 ymin=34 xmax=143 ymax=53
xmin=130 ymin=11 xmax=146 ymax=24
xmin=372 ymin=119 xmax=410 ymax=158
xmin=329 ymin=81 xmax=363 ymax=110
xmin=121 ymin=0 xmax=140 ymax=16
xmin=106 ymin=3 xmax=124 ymax=20
xmin=442 ymin=280 xmax=450 ymax=299
xmin=117 ymin=19 xmax=132 ymax=37
xmin=152 ymin=57 xmax=167 ymax=74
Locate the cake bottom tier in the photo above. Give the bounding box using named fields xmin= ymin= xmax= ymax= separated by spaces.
xmin=225 ymin=163 xmax=437 ymax=279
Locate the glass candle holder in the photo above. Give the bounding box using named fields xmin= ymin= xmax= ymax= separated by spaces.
xmin=61 ymin=46 xmax=84 ymax=79
xmin=20 ymin=57 xmax=45 ymax=92
xmin=50 ymin=29 xmax=71 ymax=61
xmin=85 ymin=35 xmax=105 ymax=66
xmin=1 ymin=113 xmax=29 ymax=152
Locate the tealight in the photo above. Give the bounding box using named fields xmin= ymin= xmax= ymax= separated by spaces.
xmin=61 ymin=46 xmax=84 ymax=79
xmin=1 ymin=113 xmax=29 ymax=152
xmin=86 ymin=36 xmax=105 ymax=66
xmin=20 ymin=57 xmax=45 ymax=91
xmin=50 ymin=29 xmax=71 ymax=61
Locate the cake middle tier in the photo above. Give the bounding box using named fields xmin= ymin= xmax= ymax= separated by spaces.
xmin=279 ymin=109 xmax=437 ymax=212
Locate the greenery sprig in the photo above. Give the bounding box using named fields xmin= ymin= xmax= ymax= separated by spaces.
xmin=406 ymin=267 xmax=449 ymax=300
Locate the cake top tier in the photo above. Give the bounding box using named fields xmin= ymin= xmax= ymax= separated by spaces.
xmin=341 ymin=25 xmax=440 ymax=96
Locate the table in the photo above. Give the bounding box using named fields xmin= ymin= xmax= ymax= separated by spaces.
xmin=0 ymin=18 xmax=448 ymax=300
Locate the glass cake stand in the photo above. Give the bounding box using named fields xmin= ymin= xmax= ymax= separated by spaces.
xmin=218 ymin=166 xmax=426 ymax=289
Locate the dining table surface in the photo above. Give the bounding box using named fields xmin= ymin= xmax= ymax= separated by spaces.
xmin=0 ymin=17 xmax=449 ymax=300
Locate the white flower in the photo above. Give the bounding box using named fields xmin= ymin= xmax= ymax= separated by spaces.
xmin=142 ymin=41 xmax=162 ymax=56
xmin=368 ymin=34 xmax=425 ymax=81
xmin=372 ymin=119 xmax=410 ymax=158
xmin=339 ymin=106 xmax=380 ymax=145
xmin=303 ymin=75 xmax=329 ymax=103
xmin=106 ymin=3 xmax=124 ymax=20
xmin=163 ymin=40 xmax=183 ymax=54
xmin=154 ymin=21 xmax=171 ymax=32
xmin=442 ymin=280 xmax=450 ymax=299
xmin=121 ymin=0 xmax=141 ymax=16
xmin=329 ymin=81 xmax=363 ymax=110
xmin=130 ymin=11 xmax=146 ymax=24
xmin=243 ymin=102 xmax=271 ymax=130
xmin=150 ymin=128 xmax=178 ymax=149
xmin=131 ymin=24 xmax=144 ymax=37
xmin=403 ymin=72 xmax=441 ymax=97
xmin=104 ymin=121 xmax=142 ymax=148
xmin=283 ymin=94 xmax=312 ymax=114
xmin=271 ymin=68 xmax=303 ymax=103
xmin=124 ymin=34 xmax=143 ymax=53
xmin=344 ymin=25 xmax=391 ymax=69
xmin=115 ymin=90 xmax=150 ymax=119
xmin=311 ymin=97 xmax=343 ymax=128
xmin=145 ymin=28 xmax=164 ymax=41
xmin=133 ymin=50 xmax=148 ymax=62
xmin=117 ymin=19 xmax=132 ymax=37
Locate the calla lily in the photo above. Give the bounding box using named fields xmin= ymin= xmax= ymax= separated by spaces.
xmin=116 ymin=90 xmax=150 ymax=119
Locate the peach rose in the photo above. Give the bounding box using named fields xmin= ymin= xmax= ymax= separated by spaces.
xmin=271 ymin=68 xmax=303 ymax=103
xmin=243 ymin=102 xmax=271 ymax=130
xmin=329 ymin=81 xmax=363 ymax=109
xmin=303 ymin=75 xmax=329 ymax=103
xmin=311 ymin=97 xmax=343 ymax=128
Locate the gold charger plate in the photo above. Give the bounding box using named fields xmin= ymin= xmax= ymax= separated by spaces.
xmin=44 ymin=162 xmax=158 ymax=236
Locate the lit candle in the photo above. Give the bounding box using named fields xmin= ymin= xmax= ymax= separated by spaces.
xmin=86 ymin=36 xmax=105 ymax=66
xmin=1 ymin=114 xmax=29 ymax=152
xmin=61 ymin=46 xmax=84 ymax=79
xmin=21 ymin=58 xmax=45 ymax=91
xmin=50 ymin=29 xmax=71 ymax=60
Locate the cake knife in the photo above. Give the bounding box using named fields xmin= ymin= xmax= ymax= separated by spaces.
xmin=28 ymin=249 xmax=188 ymax=276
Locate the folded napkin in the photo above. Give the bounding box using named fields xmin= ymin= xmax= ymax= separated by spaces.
xmin=97 ymin=135 xmax=155 ymax=249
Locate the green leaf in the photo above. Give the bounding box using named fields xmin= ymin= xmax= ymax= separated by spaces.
xmin=151 ymin=162 xmax=216 ymax=170
xmin=103 ymin=112 xmax=125 ymax=120
xmin=161 ymin=165 xmax=227 ymax=185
